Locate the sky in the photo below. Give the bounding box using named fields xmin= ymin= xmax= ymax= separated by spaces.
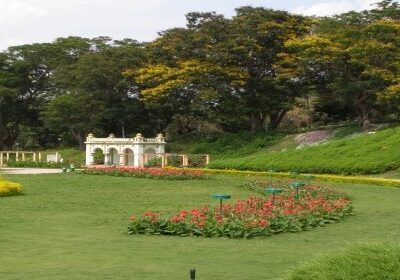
xmin=0 ymin=0 xmax=378 ymax=51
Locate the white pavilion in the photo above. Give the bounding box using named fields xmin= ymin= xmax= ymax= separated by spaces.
xmin=85 ymin=133 xmax=166 ymax=167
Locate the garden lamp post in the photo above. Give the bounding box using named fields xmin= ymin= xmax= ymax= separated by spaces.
xmin=289 ymin=181 xmax=305 ymax=198
xmin=58 ymin=137 xmax=62 ymax=148
xmin=212 ymin=193 xmax=231 ymax=217
xmin=190 ymin=269 xmax=196 ymax=280
xmin=265 ymin=187 xmax=282 ymax=204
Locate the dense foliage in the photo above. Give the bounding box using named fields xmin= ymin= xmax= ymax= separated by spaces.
xmin=127 ymin=184 xmax=352 ymax=238
xmin=1 ymin=1 xmax=400 ymax=150
xmin=286 ymin=243 xmax=400 ymax=280
xmin=81 ymin=166 xmax=208 ymax=180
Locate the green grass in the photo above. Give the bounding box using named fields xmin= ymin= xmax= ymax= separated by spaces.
xmin=1 ymin=174 xmax=400 ymax=279
xmin=287 ymin=243 xmax=400 ymax=280
xmin=209 ymin=126 xmax=400 ymax=175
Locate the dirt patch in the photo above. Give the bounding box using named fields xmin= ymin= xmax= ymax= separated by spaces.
xmin=295 ymin=130 xmax=333 ymax=148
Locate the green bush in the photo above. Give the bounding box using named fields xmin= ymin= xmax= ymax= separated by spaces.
xmin=209 ymin=127 xmax=400 ymax=175
xmin=6 ymin=161 xmax=66 ymax=168
xmin=175 ymin=167 xmax=400 ymax=187
xmin=144 ymin=157 xmax=161 ymax=168
xmin=286 ymin=243 xmax=400 ymax=280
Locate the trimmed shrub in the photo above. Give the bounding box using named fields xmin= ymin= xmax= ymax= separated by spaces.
xmin=286 ymin=243 xmax=400 ymax=280
xmin=0 ymin=179 xmax=23 ymax=197
xmin=6 ymin=161 xmax=65 ymax=168
xmin=176 ymin=167 xmax=400 ymax=188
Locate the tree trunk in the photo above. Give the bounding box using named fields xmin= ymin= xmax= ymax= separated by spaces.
xmin=71 ymin=130 xmax=86 ymax=150
xmin=249 ymin=112 xmax=262 ymax=133
xmin=268 ymin=110 xmax=287 ymax=130
xmin=355 ymin=92 xmax=371 ymax=130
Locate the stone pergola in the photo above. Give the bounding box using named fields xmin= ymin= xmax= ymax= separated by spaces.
xmin=85 ymin=133 xmax=166 ymax=167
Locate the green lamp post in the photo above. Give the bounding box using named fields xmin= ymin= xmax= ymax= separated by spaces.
xmin=265 ymin=187 xmax=282 ymax=203
xmin=289 ymin=181 xmax=305 ymax=198
xmin=212 ymin=193 xmax=231 ymax=216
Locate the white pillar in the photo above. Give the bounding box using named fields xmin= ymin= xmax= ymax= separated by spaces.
xmin=104 ymin=153 xmax=110 ymax=165
xmin=0 ymin=153 xmax=3 ymax=166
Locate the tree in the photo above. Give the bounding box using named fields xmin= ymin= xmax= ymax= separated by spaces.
xmin=41 ymin=93 xmax=105 ymax=149
xmin=52 ymin=41 xmax=150 ymax=141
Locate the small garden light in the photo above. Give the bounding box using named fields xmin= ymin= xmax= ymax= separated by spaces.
xmin=289 ymin=181 xmax=305 ymax=198
xmin=265 ymin=187 xmax=282 ymax=204
xmin=190 ymin=268 xmax=196 ymax=280
xmin=212 ymin=193 xmax=231 ymax=216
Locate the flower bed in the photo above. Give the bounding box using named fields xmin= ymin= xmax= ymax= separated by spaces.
xmin=127 ymin=185 xmax=353 ymax=238
xmin=81 ymin=166 xmax=208 ymax=180
xmin=0 ymin=179 xmax=23 ymax=197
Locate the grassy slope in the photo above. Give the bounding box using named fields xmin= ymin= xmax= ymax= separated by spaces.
xmin=209 ymin=126 xmax=400 ymax=175
xmin=1 ymin=174 xmax=400 ymax=279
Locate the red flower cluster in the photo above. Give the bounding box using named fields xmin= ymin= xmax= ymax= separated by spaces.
xmin=128 ymin=185 xmax=353 ymax=238
xmin=82 ymin=166 xmax=207 ymax=180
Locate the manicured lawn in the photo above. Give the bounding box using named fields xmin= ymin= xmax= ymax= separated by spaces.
xmin=0 ymin=173 xmax=400 ymax=280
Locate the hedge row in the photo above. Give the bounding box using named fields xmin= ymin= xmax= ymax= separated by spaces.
xmin=167 ymin=167 xmax=400 ymax=188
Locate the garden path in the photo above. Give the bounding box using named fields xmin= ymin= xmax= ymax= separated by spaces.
xmin=0 ymin=168 xmax=63 ymax=174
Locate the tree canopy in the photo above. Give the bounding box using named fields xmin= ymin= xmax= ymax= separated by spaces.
xmin=1 ymin=1 xmax=400 ymax=149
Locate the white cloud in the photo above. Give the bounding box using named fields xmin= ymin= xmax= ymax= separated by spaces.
xmin=0 ymin=0 xmax=48 ymax=24
xmin=292 ymin=0 xmax=378 ymax=16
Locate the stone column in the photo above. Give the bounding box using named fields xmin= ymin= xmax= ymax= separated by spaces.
xmin=104 ymin=153 xmax=110 ymax=165
xmin=6 ymin=152 xmax=9 ymax=161
xmin=205 ymin=155 xmax=210 ymax=165
xmin=161 ymin=154 xmax=165 ymax=168
xmin=0 ymin=153 xmax=3 ymax=166
xmin=119 ymin=154 xmax=124 ymax=166
xmin=16 ymin=152 xmax=19 ymax=162
xmin=33 ymin=153 xmax=37 ymax=162
xmin=89 ymin=153 xmax=94 ymax=165
xmin=38 ymin=152 xmax=42 ymax=161
xmin=22 ymin=152 xmax=25 ymax=161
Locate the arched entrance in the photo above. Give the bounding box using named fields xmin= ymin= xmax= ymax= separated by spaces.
xmin=107 ymin=148 xmax=119 ymax=165
xmin=122 ymin=148 xmax=134 ymax=166
xmin=93 ymin=148 xmax=104 ymax=165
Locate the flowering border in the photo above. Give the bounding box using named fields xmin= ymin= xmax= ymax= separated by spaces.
xmin=128 ymin=185 xmax=353 ymax=238
xmin=81 ymin=166 xmax=208 ymax=180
